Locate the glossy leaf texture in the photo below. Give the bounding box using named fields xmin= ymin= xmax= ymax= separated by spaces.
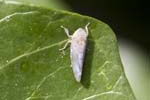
xmin=0 ymin=1 xmax=136 ymax=100
xmin=0 ymin=0 xmax=69 ymax=10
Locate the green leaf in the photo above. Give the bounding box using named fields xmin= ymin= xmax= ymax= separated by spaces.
xmin=0 ymin=1 xmax=136 ymax=100
xmin=0 ymin=0 xmax=69 ymax=10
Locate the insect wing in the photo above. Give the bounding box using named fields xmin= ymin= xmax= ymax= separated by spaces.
xmin=70 ymin=38 xmax=87 ymax=82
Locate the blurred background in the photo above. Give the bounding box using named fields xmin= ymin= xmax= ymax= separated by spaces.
xmin=2 ymin=0 xmax=149 ymax=100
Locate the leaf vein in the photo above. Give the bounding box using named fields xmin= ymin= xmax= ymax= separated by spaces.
xmin=0 ymin=40 xmax=67 ymax=70
xmin=72 ymin=87 xmax=83 ymax=100
xmin=0 ymin=11 xmax=39 ymax=23
xmin=91 ymin=61 xmax=111 ymax=77
xmin=112 ymin=73 xmax=123 ymax=89
xmin=25 ymin=67 xmax=66 ymax=100
xmin=82 ymin=91 xmax=126 ymax=100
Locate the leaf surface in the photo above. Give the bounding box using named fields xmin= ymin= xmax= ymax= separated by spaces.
xmin=0 ymin=1 xmax=136 ymax=100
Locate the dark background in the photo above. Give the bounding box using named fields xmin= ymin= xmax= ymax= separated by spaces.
xmin=63 ymin=0 xmax=150 ymax=51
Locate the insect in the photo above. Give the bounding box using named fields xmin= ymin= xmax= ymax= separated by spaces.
xmin=59 ymin=23 xmax=90 ymax=82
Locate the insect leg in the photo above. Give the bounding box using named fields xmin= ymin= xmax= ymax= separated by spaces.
xmin=59 ymin=40 xmax=71 ymax=51
xmin=85 ymin=23 xmax=90 ymax=36
xmin=61 ymin=25 xmax=72 ymax=38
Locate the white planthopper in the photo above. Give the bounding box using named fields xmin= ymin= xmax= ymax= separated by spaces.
xmin=59 ymin=23 xmax=90 ymax=82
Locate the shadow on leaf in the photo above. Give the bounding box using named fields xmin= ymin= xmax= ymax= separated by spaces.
xmin=81 ymin=34 xmax=95 ymax=88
